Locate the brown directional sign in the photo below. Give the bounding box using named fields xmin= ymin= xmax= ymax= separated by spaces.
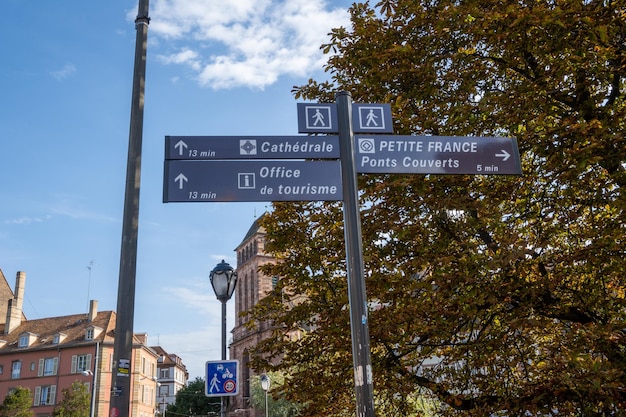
xmin=355 ymin=135 xmax=521 ymax=175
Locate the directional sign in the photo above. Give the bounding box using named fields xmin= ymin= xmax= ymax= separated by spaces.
xmin=355 ymin=135 xmax=521 ymax=175
xmin=297 ymin=103 xmax=393 ymax=133
xmin=165 ymin=135 xmax=340 ymax=160
xmin=163 ymin=160 xmax=343 ymax=202
xmin=205 ymin=360 xmax=239 ymax=397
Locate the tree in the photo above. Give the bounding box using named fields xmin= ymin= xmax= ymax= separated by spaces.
xmin=249 ymin=1 xmax=626 ymax=416
xmin=53 ymin=381 xmax=90 ymax=417
xmin=0 ymin=387 xmax=33 ymax=417
xmin=166 ymin=377 xmax=220 ymax=417
xmin=249 ymin=372 xmax=303 ymax=417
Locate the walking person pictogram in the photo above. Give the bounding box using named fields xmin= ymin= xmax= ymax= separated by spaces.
xmin=209 ymin=373 xmax=220 ymax=393
xmin=366 ymin=109 xmax=378 ymax=126
xmin=313 ymin=109 xmax=326 ymax=126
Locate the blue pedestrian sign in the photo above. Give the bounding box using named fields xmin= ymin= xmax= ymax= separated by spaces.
xmin=353 ymin=104 xmax=393 ymax=133
xmin=297 ymin=102 xmax=394 ymax=133
xmin=297 ymin=103 xmax=337 ymax=133
xmin=205 ymin=360 xmax=239 ymax=397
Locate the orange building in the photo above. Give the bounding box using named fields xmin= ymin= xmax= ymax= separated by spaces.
xmin=0 ymin=270 xmax=160 ymax=417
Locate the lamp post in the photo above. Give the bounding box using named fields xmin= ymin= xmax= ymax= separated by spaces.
xmin=210 ymin=260 xmax=238 ymax=417
xmin=82 ymin=342 xmax=100 ymax=417
xmin=259 ymin=374 xmax=270 ymax=417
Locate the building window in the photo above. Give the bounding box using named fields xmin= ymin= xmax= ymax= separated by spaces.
xmin=18 ymin=335 xmax=28 ymax=348
xmin=38 ymin=358 xmax=58 ymax=376
xmin=71 ymin=354 xmax=92 ymax=374
xmin=0 ymin=364 xmax=4 ymax=374
xmin=85 ymin=328 xmax=94 ymax=340
xmin=11 ymin=361 xmax=21 ymax=379
xmin=159 ymin=385 xmax=169 ymax=397
xmin=34 ymin=385 xmax=56 ymax=406
xmin=160 ymin=368 xmax=169 ymax=379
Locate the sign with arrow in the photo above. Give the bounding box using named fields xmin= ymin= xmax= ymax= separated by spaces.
xmin=354 ymin=135 xmax=521 ymax=175
xmin=165 ymin=135 xmax=340 ymax=160
xmin=163 ymin=159 xmax=343 ymax=202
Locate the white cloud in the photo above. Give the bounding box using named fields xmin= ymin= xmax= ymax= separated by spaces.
xmin=149 ymin=0 xmax=349 ymax=89
xmin=4 ymin=216 xmax=48 ymax=225
xmin=50 ymin=63 xmax=77 ymax=81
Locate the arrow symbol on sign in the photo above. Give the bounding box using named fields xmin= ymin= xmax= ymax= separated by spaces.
xmin=495 ymin=150 xmax=511 ymax=161
xmin=175 ymin=140 xmax=188 ymax=156
xmin=174 ymin=173 xmax=188 ymax=189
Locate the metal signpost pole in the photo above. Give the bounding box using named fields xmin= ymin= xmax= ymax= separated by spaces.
xmin=110 ymin=1 xmax=150 ymax=417
xmin=336 ymin=91 xmax=376 ymax=417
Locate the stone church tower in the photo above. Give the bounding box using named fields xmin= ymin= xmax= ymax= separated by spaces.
xmin=229 ymin=213 xmax=276 ymax=416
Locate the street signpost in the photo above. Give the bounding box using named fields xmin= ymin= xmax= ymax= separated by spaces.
xmin=205 ymin=360 xmax=239 ymax=397
xmin=164 ymin=94 xmax=523 ymax=417
xmin=163 ymin=159 xmax=342 ymax=202
xmin=355 ymin=135 xmax=521 ymax=174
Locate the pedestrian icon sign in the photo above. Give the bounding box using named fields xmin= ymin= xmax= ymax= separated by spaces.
xmin=205 ymin=360 xmax=239 ymax=397
xmin=297 ymin=103 xmax=338 ymax=133
xmin=353 ymin=104 xmax=393 ymax=133
xmin=298 ymin=102 xmax=393 ymax=133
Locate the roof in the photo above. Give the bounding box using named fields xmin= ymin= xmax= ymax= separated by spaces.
xmin=235 ymin=212 xmax=267 ymax=249
xmin=0 ymin=310 xmax=117 ymax=352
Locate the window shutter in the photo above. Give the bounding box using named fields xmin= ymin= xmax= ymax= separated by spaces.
xmin=53 ymin=358 xmax=58 ymax=375
xmin=71 ymin=355 xmax=77 ymax=374
xmin=87 ymin=354 xmax=92 ymax=372
xmin=37 ymin=359 xmax=44 ymax=377
xmin=34 ymin=386 xmax=41 ymax=406
xmin=49 ymin=386 xmax=56 ymax=405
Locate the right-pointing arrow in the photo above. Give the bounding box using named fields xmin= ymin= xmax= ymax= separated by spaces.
xmin=174 ymin=173 xmax=188 ymax=189
xmin=496 ymin=150 xmax=511 ymax=161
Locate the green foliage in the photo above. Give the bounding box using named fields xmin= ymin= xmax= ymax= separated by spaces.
xmin=0 ymin=387 xmax=33 ymax=417
xmin=53 ymin=381 xmax=90 ymax=417
xmin=253 ymin=1 xmax=626 ymax=416
xmin=166 ymin=377 xmax=220 ymax=417
xmin=249 ymin=372 xmax=303 ymax=417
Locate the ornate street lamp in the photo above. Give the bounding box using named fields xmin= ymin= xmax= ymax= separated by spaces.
xmin=210 ymin=260 xmax=238 ymax=417
xmin=260 ymin=374 xmax=270 ymax=417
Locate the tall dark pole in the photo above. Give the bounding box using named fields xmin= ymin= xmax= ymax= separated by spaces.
xmin=110 ymin=2 xmax=149 ymax=417
xmin=220 ymin=300 xmax=227 ymax=417
xmin=336 ymin=91 xmax=376 ymax=417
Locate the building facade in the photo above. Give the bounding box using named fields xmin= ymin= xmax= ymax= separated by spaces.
xmin=229 ymin=215 xmax=277 ymax=417
xmin=151 ymin=346 xmax=188 ymax=416
xmin=0 ymin=270 xmax=171 ymax=417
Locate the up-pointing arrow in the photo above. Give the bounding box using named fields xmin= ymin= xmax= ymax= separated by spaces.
xmin=174 ymin=173 xmax=188 ymax=189
xmin=495 ymin=150 xmax=511 ymax=161
xmin=175 ymin=140 xmax=188 ymax=156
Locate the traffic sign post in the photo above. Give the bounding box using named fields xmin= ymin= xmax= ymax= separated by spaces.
xmin=164 ymin=95 xmax=522 ymax=417
xmin=205 ymin=360 xmax=239 ymax=397
xmin=355 ymin=135 xmax=521 ymax=175
xmin=163 ymin=160 xmax=343 ymax=202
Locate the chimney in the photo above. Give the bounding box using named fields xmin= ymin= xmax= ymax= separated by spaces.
xmin=88 ymin=300 xmax=98 ymax=322
xmin=5 ymin=271 xmax=25 ymax=334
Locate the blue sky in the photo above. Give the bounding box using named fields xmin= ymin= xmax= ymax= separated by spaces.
xmin=1 ymin=0 xmax=351 ymax=380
